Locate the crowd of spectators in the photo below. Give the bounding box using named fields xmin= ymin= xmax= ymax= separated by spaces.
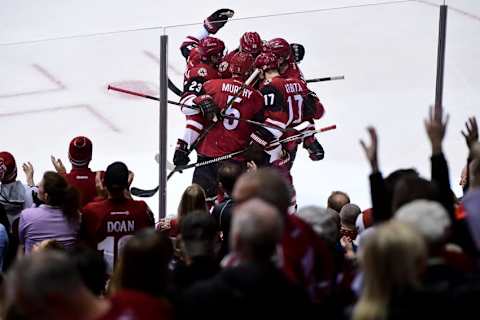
xmin=0 ymin=105 xmax=479 ymax=319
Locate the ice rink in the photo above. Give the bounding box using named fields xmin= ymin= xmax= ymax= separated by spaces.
xmin=1 ymin=0 xmax=479 ymax=219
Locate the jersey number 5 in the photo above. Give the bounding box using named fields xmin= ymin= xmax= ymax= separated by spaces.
xmin=223 ymin=95 xmax=242 ymax=130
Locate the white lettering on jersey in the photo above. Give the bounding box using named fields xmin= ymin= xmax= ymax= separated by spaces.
xmin=75 ymin=176 xmax=89 ymax=180
xmin=221 ymin=83 xmax=253 ymax=99
xmin=107 ymin=220 xmax=135 ymax=233
xmin=110 ymin=211 xmax=130 ymax=215
xmin=284 ymin=83 xmax=304 ymax=94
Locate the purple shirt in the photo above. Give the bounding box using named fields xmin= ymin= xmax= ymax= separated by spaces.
xmin=19 ymin=205 xmax=79 ymax=253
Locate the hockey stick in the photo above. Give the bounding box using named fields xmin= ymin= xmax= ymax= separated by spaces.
xmin=108 ymin=84 xmax=291 ymax=133
xmin=131 ymin=124 xmax=337 ymax=197
xmin=131 ymin=147 xmax=248 ymax=197
xmin=305 ymin=75 xmax=344 ymax=83
xmin=168 ymin=78 xmax=183 ymax=97
xmin=165 ymin=74 xmax=344 ymax=97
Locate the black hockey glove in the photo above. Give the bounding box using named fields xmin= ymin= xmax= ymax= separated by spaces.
xmin=304 ymin=137 xmax=325 ymax=161
xmin=290 ymin=43 xmax=305 ymax=63
xmin=193 ymin=95 xmax=219 ymax=121
xmin=173 ymin=139 xmax=190 ymax=166
xmin=204 ymin=9 xmax=235 ymax=34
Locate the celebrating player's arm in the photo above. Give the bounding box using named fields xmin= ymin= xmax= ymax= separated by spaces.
xmin=179 ymin=9 xmax=234 ymax=59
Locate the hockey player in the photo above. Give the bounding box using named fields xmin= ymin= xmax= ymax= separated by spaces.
xmin=264 ymin=37 xmax=305 ymax=80
xmin=251 ymin=52 xmax=325 ymax=212
xmin=218 ymin=31 xmax=263 ymax=78
xmin=174 ymin=52 xmax=264 ymax=202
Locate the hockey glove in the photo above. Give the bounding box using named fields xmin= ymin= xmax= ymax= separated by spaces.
xmin=303 ymin=90 xmax=325 ymax=120
xmin=204 ymin=9 xmax=235 ymax=34
xmin=193 ymin=95 xmax=219 ymax=121
xmin=303 ymin=136 xmax=325 ymax=161
xmin=173 ymin=139 xmax=190 ymax=166
xmin=290 ymin=43 xmax=305 ymax=63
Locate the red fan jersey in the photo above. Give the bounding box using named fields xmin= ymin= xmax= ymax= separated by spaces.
xmin=98 ymin=289 xmax=174 ymax=320
xmin=196 ymin=78 xmax=263 ymax=159
xmin=81 ymin=198 xmax=154 ymax=273
xmin=281 ymin=214 xmax=335 ymax=303
xmin=64 ymin=167 xmax=98 ymax=206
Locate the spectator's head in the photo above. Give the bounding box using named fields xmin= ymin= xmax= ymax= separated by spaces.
xmin=384 ymin=168 xmax=419 ymax=206
xmin=395 ymin=200 xmax=451 ymax=252
xmin=177 ymin=184 xmax=208 ymax=225
xmin=111 ymin=229 xmax=173 ymax=297
xmin=5 ymin=251 xmax=96 ymax=320
xmin=233 ymin=168 xmax=291 ymax=217
xmin=180 ymin=210 xmax=219 ymax=261
xmin=39 ymin=172 xmax=80 ymax=223
xmin=327 ymin=191 xmax=350 ymax=212
xmin=231 ymin=198 xmax=283 ymax=263
xmin=391 ymin=175 xmax=439 ymax=213
xmin=68 ymin=136 xmax=92 ymax=168
xmin=0 ymin=151 xmax=17 ymax=184
xmin=217 ymin=162 xmax=243 ymax=196
xmin=340 ymin=204 xmax=361 ymax=240
xmin=104 ymin=162 xmax=129 ymax=198
xmin=353 ymin=221 xmax=427 ymax=320
xmin=297 ymin=206 xmax=339 ymax=246
xmin=68 ymin=245 xmax=107 ymax=296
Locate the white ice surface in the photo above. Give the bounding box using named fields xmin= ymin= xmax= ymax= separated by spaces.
xmin=1 ymin=0 xmax=479 ymax=219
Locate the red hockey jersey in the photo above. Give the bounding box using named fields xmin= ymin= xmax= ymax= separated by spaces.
xmin=81 ymin=198 xmax=154 ymax=273
xmin=196 ymin=78 xmax=264 ymax=159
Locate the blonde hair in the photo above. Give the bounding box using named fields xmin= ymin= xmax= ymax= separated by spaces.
xmin=353 ymin=221 xmax=427 ymax=320
xmin=177 ymin=184 xmax=207 ymax=225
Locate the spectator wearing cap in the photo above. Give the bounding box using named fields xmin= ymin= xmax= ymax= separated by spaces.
xmin=18 ymin=171 xmax=80 ymax=253
xmin=80 ymin=162 xmax=154 ymax=273
xmin=0 ymin=151 xmax=36 ymax=230
xmin=51 ymin=136 xmax=99 ymax=206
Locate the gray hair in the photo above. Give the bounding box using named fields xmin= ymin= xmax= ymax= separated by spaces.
xmin=231 ymin=198 xmax=283 ymax=261
xmin=5 ymin=251 xmax=83 ymax=318
xmin=395 ymin=199 xmax=451 ymax=247
xmin=340 ymin=203 xmax=362 ymax=229
xmin=297 ymin=205 xmax=339 ymax=245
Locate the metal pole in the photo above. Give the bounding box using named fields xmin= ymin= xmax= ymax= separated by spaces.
xmin=435 ymin=5 xmax=448 ymax=109
xmin=159 ymin=34 xmax=168 ymax=218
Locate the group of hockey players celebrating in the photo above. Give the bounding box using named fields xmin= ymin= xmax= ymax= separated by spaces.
xmin=173 ymin=9 xmax=327 ymax=208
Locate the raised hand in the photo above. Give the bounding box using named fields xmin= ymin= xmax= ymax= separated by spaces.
xmin=50 ymin=155 xmax=67 ymax=174
xmin=22 ymin=162 xmax=34 ymax=186
xmin=424 ymin=105 xmax=449 ymax=154
xmin=360 ymin=126 xmax=379 ymax=172
xmin=461 ymin=116 xmax=478 ymax=150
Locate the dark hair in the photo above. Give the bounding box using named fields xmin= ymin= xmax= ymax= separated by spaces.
xmin=180 ymin=210 xmax=218 ymax=258
xmin=392 ymin=176 xmax=439 ymax=213
xmin=111 ymin=229 xmax=173 ymax=297
xmin=327 ymin=191 xmax=350 ymax=212
xmin=177 ymin=184 xmax=207 ymax=224
xmin=217 ymin=162 xmax=243 ymax=195
xmin=68 ymin=245 xmax=107 ymax=296
xmin=42 ymin=171 xmax=80 ymax=223
xmin=385 ymin=168 xmax=419 ymax=199
xmin=104 ymin=162 xmax=129 ymax=191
